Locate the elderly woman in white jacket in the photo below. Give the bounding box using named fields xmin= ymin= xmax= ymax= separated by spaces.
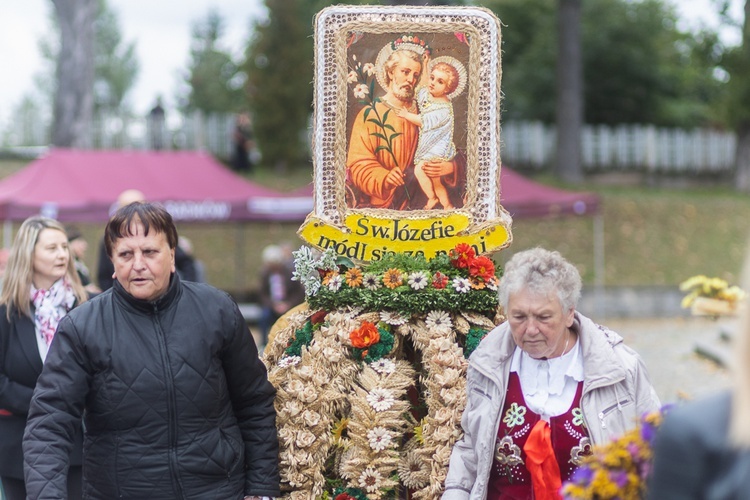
xmin=442 ymin=248 xmax=661 ymax=500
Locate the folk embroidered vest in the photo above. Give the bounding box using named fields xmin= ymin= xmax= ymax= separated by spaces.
xmin=487 ymin=372 xmax=591 ymax=500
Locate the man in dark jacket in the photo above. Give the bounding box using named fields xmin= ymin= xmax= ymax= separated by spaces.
xmin=23 ymin=202 xmax=280 ymax=500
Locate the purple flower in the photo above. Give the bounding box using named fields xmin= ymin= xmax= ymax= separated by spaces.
xmin=610 ymin=470 xmax=629 ymax=488
xmin=640 ymin=421 xmax=656 ymax=443
xmin=569 ymin=465 xmax=594 ymax=485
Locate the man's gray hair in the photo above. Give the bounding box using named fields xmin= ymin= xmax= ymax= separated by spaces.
xmin=384 ymin=49 xmax=422 ymax=86
xmin=497 ymin=247 xmax=582 ymax=312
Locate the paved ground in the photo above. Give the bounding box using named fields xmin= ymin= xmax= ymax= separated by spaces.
xmin=597 ymin=316 xmax=734 ymax=404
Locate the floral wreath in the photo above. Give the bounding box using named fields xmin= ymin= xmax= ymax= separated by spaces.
xmin=262 ymin=243 xmax=502 ymax=498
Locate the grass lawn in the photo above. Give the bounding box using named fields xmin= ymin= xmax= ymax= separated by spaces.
xmin=2 ymin=159 xmax=747 ymax=296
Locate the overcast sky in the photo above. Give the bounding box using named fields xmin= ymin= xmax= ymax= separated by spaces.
xmin=0 ymin=0 xmax=744 ymax=127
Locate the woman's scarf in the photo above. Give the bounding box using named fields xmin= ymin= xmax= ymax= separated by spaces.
xmin=31 ymin=278 xmax=76 ymax=346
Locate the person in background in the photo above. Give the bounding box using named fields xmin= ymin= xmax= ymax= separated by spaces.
xmin=231 ymin=113 xmax=255 ymax=173
xmin=66 ymin=225 xmax=101 ymax=294
xmin=178 ymin=236 xmax=205 ymax=283
xmin=442 ymin=247 xmax=661 ymax=500
xmin=24 ymin=202 xmax=279 ymax=499
xmin=97 ymin=189 xmax=197 ymax=290
xmin=0 ymin=216 xmax=87 ymax=500
xmin=648 ymin=248 xmax=750 ymax=498
xmin=257 ymin=244 xmax=305 ymax=348
xmin=148 ymin=96 xmax=166 ymax=150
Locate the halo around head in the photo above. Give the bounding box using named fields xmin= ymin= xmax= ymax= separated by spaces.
xmin=429 ymin=56 xmax=467 ymax=100
xmin=375 ymin=35 xmax=432 ymax=93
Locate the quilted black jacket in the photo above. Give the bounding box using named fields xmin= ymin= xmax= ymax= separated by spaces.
xmin=23 ymin=274 xmax=280 ymax=499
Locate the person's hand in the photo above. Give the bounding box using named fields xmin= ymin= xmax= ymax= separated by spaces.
xmin=383 ymin=167 xmax=405 ymax=189
xmin=422 ymin=159 xmax=455 ymax=178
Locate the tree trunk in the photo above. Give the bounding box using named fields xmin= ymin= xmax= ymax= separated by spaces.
xmin=51 ymin=0 xmax=96 ymax=148
xmin=555 ymin=0 xmax=583 ymax=183
xmin=735 ymin=0 xmax=750 ymax=192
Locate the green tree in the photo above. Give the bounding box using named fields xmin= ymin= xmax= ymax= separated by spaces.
xmin=50 ymin=0 xmax=97 ymax=147
xmin=556 ymin=0 xmax=583 ymax=182
xmin=93 ymin=0 xmax=139 ymax=113
xmin=182 ymin=10 xmax=245 ymax=113
xmin=730 ymin=1 xmax=750 ymax=191
xmin=480 ymin=0 xmax=725 ymax=127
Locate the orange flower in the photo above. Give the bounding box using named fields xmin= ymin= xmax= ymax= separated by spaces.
xmin=451 ymin=243 xmax=475 ymax=269
xmin=469 ymin=276 xmax=486 ymax=290
xmin=350 ymin=321 xmax=381 ymax=348
xmin=322 ymin=270 xmax=339 ymax=285
xmin=345 ymin=267 xmax=364 ymax=288
xmin=469 ymin=256 xmax=495 ymax=282
xmin=382 ymin=268 xmax=404 ymax=289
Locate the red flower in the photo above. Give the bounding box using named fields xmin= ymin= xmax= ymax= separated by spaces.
xmin=469 ymin=256 xmax=495 ymax=282
xmin=450 ymin=243 xmax=475 ymax=269
xmin=432 ymin=271 xmax=449 ymax=289
xmin=335 ymin=494 xmax=354 ymax=500
xmin=350 ymin=321 xmax=380 ymax=348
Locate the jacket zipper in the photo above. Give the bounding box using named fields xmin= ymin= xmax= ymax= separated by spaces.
xmin=470 ymin=361 xmax=508 ymax=499
xmin=153 ymin=304 xmax=186 ymax=499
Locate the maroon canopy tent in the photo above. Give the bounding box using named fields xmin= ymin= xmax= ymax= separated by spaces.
xmin=289 ymin=166 xmax=601 ymax=219
xmin=0 ymin=149 xmax=312 ymax=223
xmin=499 ymin=167 xmax=600 ymax=218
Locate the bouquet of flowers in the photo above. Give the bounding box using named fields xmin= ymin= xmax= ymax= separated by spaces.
xmin=679 ymin=274 xmax=745 ymax=316
xmin=561 ymin=406 xmax=670 ymax=500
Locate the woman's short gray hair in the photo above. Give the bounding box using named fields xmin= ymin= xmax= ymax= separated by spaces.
xmin=498 ymin=248 xmax=582 ymax=312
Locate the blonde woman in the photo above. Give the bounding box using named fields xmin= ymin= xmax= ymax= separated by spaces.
xmin=648 ymin=259 xmax=750 ymax=498
xmin=0 ymin=216 xmax=87 ymax=500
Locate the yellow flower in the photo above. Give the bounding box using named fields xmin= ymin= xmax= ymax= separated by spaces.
xmin=413 ymin=419 xmax=425 ymax=445
xmin=344 ymin=267 xmax=363 ymax=288
xmin=382 ymin=268 xmax=404 ymax=289
xmin=331 ymin=417 xmax=349 ymax=445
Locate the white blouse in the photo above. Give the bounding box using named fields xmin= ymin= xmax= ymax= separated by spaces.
xmin=510 ymin=337 xmax=584 ymax=421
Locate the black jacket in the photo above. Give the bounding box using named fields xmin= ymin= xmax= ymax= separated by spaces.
xmin=24 ymin=274 xmax=280 ymax=499
xmin=0 ymin=304 xmax=83 ymax=480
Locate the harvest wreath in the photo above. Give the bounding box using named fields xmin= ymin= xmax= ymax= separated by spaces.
xmin=261 ymin=244 xmax=504 ymax=499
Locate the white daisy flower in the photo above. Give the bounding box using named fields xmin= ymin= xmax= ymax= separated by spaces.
xmin=370 ymin=358 xmax=396 ymax=374
xmin=353 ymin=83 xmax=370 ymax=99
xmin=486 ymin=277 xmax=499 ymax=291
xmin=366 ymin=426 xmax=393 ymax=452
xmin=277 ymin=355 xmax=301 ymax=368
xmin=347 ymin=70 xmax=358 ymax=83
xmin=425 ymin=310 xmax=453 ymax=334
xmin=366 ymin=387 xmax=395 ymax=412
xmin=327 ymin=274 xmax=343 ymax=291
xmin=380 ymin=310 xmax=407 ymax=325
xmin=452 ymin=277 xmax=471 ymax=293
xmin=362 ymin=62 xmax=375 ymax=76
xmin=358 ymin=467 xmax=383 ymax=493
xmin=363 ymin=273 xmax=381 ymax=290
xmin=407 ymin=271 xmax=430 ymax=290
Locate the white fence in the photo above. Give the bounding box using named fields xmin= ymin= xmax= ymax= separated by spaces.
xmin=3 ymin=114 xmax=738 ymax=174
xmin=3 ymin=111 xmax=237 ymax=160
xmin=501 ymin=121 xmax=736 ymax=173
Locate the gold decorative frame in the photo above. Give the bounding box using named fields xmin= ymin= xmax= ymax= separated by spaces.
xmin=300 ymin=5 xmax=512 ymax=260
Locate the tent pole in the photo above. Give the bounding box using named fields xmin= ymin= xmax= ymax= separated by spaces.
xmin=593 ymin=212 xmax=605 ymax=319
xmin=235 ymin=223 xmax=245 ymax=293
xmin=3 ymin=220 xmax=11 ymax=248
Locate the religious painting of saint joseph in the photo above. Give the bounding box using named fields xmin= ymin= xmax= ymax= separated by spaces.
xmin=344 ymin=32 xmax=470 ymax=212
